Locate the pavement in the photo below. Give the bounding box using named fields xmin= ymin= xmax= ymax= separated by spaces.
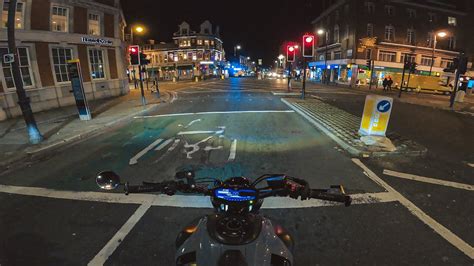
xmin=0 ymin=78 xmax=473 ymax=265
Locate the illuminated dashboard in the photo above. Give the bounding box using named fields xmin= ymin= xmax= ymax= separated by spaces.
xmin=214 ymin=188 xmax=257 ymax=202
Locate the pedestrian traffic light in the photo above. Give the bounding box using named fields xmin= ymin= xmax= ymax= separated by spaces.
xmin=129 ymin=45 xmax=140 ymax=66
xmin=410 ymin=62 xmax=418 ymax=73
xmin=458 ymin=56 xmax=468 ymax=74
xmin=302 ymin=34 xmax=315 ymax=58
xmin=366 ymin=60 xmax=372 ymax=69
xmin=140 ymin=52 xmax=150 ymax=65
xmin=287 ymin=45 xmax=296 ymax=62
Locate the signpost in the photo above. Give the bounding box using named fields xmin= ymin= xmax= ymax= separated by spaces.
xmin=359 ymin=95 xmax=393 ymax=136
xmin=67 ymin=59 xmax=91 ymax=121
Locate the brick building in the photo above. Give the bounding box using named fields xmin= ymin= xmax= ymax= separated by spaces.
xmin=0 ymin=0 xmax=128 ymax=120
xmin=141 ymin=21 xmax=225 ymax=81
xmin=310 ymin=0 xmax=466 ymax=87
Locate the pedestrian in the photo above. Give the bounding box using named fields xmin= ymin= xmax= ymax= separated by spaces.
xmin=387 ymin=77 xmax=393 ymax=91
xmin=382 ymin=77 xmax=388 ymax=91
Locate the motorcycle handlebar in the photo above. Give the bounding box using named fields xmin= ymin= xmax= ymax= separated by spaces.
xmin=310 ymin=189 xmax=352 ymax=207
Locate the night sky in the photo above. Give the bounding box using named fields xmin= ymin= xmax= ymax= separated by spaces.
xmin=120 ymin=0 xmax=323 ymax=66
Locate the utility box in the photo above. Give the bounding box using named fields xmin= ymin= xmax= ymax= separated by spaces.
xmin=359 ymin=95 xmax=393 ymax=136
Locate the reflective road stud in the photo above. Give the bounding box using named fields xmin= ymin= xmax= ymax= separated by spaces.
xmin=359 ymin=95 xmax=393 ymax=136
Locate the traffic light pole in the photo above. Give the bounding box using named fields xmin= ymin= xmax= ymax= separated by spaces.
xmin=287 ymin=62 xmax=292 ymax=92
xmin=302 ymin=59 xmax=307 ymax=100
xmin=8 ymin=0 xmax=42 ymax=144
xmin=139 ymin=65 xmax=146 ymax=106
xmin=449 ymin=69 xmax=460 ymax=108
xmin=368 ymin=60 xmax=374 ymax=90
xmin=399 ymin=58 xmax=408 ymax=98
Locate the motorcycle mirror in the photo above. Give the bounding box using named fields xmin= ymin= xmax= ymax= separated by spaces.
xmin=96 ymin=171 xmax=121 ymax=190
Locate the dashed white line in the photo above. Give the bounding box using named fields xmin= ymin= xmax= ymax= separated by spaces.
xmin=88 ymin=204 xmax=151 ymax=266
xmin=383 ymin=169 xmax=474 ymax=191
xmin=228 ymin=139 xmax=237 ymax=161
xmin=129 ymin=139 xmax=163 ymax=165
xmin=154 ymin=138 xmax=174 ymax=151
xmin=353 ymin=159 xmax=474 ymax=260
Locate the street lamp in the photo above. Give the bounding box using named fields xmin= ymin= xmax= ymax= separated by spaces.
xmin=317 ymin=29 xmax=329 ymax=83
xmin=234 ymin=45 xmax=241 ymax=57
xmin=130 ymin=25 xmax=145 ymax=44
xmin=429 ymin=31 xmax=448 ymax=76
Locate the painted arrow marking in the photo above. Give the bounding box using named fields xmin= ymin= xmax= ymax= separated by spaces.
xmin=129 ymin=139 xmax=163 ymax=165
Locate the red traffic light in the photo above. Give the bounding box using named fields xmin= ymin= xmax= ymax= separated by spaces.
xmin=288 ymin=46 xmax=295 ymax=52
xmin=129 ymin=45 xmax=140 ymax=65
xmin=129 ymin=47 xmax=137 ymax=53
xmin=287 ymin=45 xmax=296 ymax=62
xmin=302 ymin=34 xmax=315 ymax=58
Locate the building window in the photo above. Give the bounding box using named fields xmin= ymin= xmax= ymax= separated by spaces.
xmin=334 ymin=25 xmax=340 ymax=43
xmin=448 ymin=36 xmax=456 ymax=50
xmin=51 ymin=6 xmax=69 ymax=32
xmin=88 ymin=49 xmax=105 ymax=79
xmin=333 ymin=51 xmax=341 ymax=60
xmin=385 ymin=5 xmax=394 ymax=16
xmin=367 ymin=23 xmax=374 ymax=37
xmin=448 ymin=17 xmax=457 ymax=26
xmin=366 ymin=48 xmax=372 ymax=59
xmin=379 ymin=51 xmax=396 ymax=62
xmin=428 ymin=13 xmax=437 ymax=23
xmin=204 ymin=40 xmax=210 ymax=47
xmin=365 ymin=1 xmax=375 ymax=14
xmin=401 ymin=53 xmax=416 ymax=63
xmin=407 ymin=28 xmax=416 ymax=45
xmin=2 ymin=1 xmax=24 ymax=29
xmin=441 ymin=59 xmax=453 ymax=68
xmin=52 ymin=48 xmax=73 ymax=83
xmin=344 ymin=24 xmax=349 ymax=39
xmin=197 ymin=39 xmax=202 ymax=45
xmin=421 ymin=56 xmax=433 ymax=66
xmin=88 ymin=13 xmax=100 ymax=36
xmin=385 ymin=25 xmax=395 ymax=41
xmin=0 ymin=47 xmax=33 ymax=88
xmin=407 ymin=8 xmax=416 ymax=18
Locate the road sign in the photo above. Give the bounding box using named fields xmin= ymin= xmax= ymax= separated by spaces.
xmin=359 ymin=95 xmax=393 ymax=136
xmin=67 ymin=59 xmax=91 ymax=121
xmin=3 ymin=53 xmax=14 ymax=64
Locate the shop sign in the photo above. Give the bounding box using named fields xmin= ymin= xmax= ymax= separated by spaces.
xmin=81 ymin=37 xmax=113 ymax=46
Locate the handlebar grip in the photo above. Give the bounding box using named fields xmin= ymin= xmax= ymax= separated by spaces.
xmin=310 ymin=190 xmax=352 ymax=207
xmin=125 ymin=185 xmax=160 ymax=194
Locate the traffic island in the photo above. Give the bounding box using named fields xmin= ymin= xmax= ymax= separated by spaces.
xmin=281 ymin=97 xmax=427 ymax=157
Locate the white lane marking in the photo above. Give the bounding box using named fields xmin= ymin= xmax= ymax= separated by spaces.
xmin=468 ymin=163 xmax=474 ymax=168
xmin=228 ymin=139 xmax=237 ymax=161
xmin=167 ymin=139 xmax=180 ymax=152
xmin=170 ymin=91 xmax=178 ymax=103
xmin=383 ymin=169 xmax=474 ymax=191
xmin=154 ymin=138 xmax=174 ymax=151
xmin=272 ymin=92 xmax=300 ymax=96
xmin=184 ymin=136 xmax=213 ymax=159
xmin=353 ymin=159 xmax=474 ymax=260
xmin=185 ymin=119 xmax=202 ymax=128
xmin=129 ymin=139 xmax=163 ymax=165
xmin=135 ymin=110 xmax=295 ymax=119
xmin=0 ymin=184 xmax=393 ymax=208
xmin=88 ymin=204 xmax=151 ymax=266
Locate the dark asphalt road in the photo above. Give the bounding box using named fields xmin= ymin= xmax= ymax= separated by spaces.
xmin=0 ymin=78 xmax=472 ymax=265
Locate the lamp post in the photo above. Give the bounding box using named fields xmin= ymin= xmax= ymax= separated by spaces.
xmin=234 ymin=45 xmax=241 ymax=57
xmin=317 ymin=29 xmax=329 ymax=84
xmin=129 ymin=25 xmax=145 ymax=89
xmin=429 ymin=31 xmax=447 ymax=76
xmin=7 ymin=0 xmax=42 ymax=144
